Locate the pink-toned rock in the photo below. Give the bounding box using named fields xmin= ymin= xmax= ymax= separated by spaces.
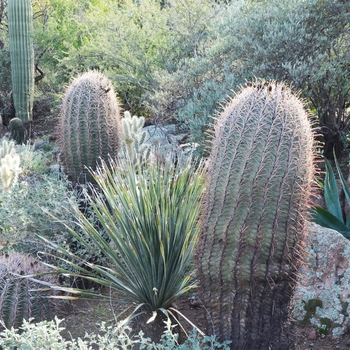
xmin=293 ymin=222 xmax=350 ymax=338
xmin=307 ymin=329 xmax=317 ymax=340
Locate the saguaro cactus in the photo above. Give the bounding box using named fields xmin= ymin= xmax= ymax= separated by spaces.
xmin=197 ymin=82 xmax=315 ymax=349
xmin=8 ymin=0 xmax=35 ymax=124
xmin=58 ymin=71 xmax=121 ymax=183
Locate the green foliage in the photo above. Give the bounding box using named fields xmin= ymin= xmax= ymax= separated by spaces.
xmin=0 ymin=139 xmax=21 ymax=192
xmin=150 ymin=0 xmax=350 ymax=156
xmin=8 ymin=0 xmax=35 ymax=122
xmin=41 ymin=155 xmax=205 ymax=313
xmin=0 ymin=317 xmax=231 ymax=349
xmin=58 ymin=71 xmax=121 ymax=183
xmin=0 ymin=252 xmax=57 ymax=330
xmin=197 ymin=83 xmax=315 ymax=348
xmin=120 ymin=111 xmax=150 ymax=164
xmin=9 ymin=118 xmax=27 ymax=144
xmin=0 ymin=143 xmax=76 ymax=253
xmin=312 ymin=154 xmax=350 ymax=239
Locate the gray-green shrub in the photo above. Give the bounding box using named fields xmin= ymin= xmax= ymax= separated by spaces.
xmin=0 ymin=317 xmax=231 ymax=349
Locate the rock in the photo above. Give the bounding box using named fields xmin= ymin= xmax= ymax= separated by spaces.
xmin=144 ymin=124 xmax=196 ymax=161
xmin=293 ymin=222 xmax=350 ymax=338
xmin=307 ymin=329 xmax=317 ymax=340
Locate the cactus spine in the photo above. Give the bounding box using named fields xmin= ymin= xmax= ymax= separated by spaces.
xmin=0 ymin=139 xmax=21 ymax=192
xmin=196 ymin=82 xmax=315 ymax=349
xmin=58 ymin=71 xmax=121 ymax=183
xmin=0 ymin=252 xmax=57 ymax=330
xmin=120 ymin=111 xmax=150 ymax=164
xmin=8 ymin=0 xmax=35 ymax=123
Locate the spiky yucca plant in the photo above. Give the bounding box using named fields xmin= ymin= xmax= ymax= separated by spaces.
xmin=196 ymin=82 xmax=315 ymax=349
xmin=58 ymin=71 xmax=121 ymax=183
xmin=40 ymin=155 xmax=205 ymax=321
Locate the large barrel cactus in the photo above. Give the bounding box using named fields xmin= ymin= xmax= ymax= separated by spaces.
xmin=0 ymin=252 xmax=57 ymax=330
xmin=8 ymin=0 xmax=35 ymax=124
xmin=58 ymin=71 xmax=121 ymax=183
xmin=196 ymin=82 xmax=315 ymax=349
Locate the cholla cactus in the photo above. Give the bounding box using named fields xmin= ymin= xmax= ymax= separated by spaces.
xmin=0 ymin=140 xmax=21 ymax=192
xmin=120 ymin=111 xmax=150 ymax=164
xmin=0 ymin=139 xmax=16 ymax=159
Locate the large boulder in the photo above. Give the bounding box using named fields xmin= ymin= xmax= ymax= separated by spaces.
xmin=293 ymin=222 xmax=350 ymax=338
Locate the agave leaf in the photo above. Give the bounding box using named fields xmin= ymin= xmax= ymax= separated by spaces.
xmin=323 ymin=158 xmax=343 ymax=223
xmin=333 ymin=151 xmax=350 ymax=226
xmin=312 ymin=206 xmax=350 ymax=239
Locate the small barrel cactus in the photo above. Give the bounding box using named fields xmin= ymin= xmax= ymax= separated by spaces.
xmin=196 ymin=82 xmax=315 ymax=349
xmin=58 ymin=71 xmax=121 ymax=183
xmin=0 ymin=252 xmax=58 ymax=330
xmin=8 ymin=0 xmax=35 ymax=123
xmin=9 ymin=117 xmax=27 ymax=144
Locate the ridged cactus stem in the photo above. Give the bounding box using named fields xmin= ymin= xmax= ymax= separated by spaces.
xmin=8 ymin=0 xmax=35 ymax=124
xmin=58 ymin=71 xmax=121 ymax=183
xmin=196 ymin=82 xmax=315 ymax=349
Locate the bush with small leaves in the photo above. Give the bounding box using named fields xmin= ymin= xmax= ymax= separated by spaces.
xmin=0 ymin=317 xmax=231 ymax=349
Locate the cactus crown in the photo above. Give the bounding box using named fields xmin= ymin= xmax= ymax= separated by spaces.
xmin=197 ymin=81 xmax=315 ymax=349
xmin=58 ymin=71 xmax=121 ymax=183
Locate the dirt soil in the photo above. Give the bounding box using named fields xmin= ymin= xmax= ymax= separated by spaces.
xmin=59 ymin=294 xmax=350 ymax=349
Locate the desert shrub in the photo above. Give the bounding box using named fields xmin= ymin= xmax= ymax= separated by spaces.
xmin=0 ymin=143 xmax=76 ymax=254
xmin=0 ymin=317 xmax=231 ymax=349
xmin=149 ymin=0 xmax=350 ymax=156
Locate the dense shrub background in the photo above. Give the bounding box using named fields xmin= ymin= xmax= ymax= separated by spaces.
xmin=0 ymin=0 xmax=349 ymax=154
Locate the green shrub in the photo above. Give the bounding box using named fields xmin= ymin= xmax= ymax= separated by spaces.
xmin=0 ymin=144 xmax=76 ymax=253
xmin=0 ymin=317 xmax=231 ymax=349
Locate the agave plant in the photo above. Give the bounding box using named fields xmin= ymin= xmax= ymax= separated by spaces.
xmin=313 ymin=153 xmax=350 ymax=239
xmin=41 ymin=155 xmax=205 ymax=320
